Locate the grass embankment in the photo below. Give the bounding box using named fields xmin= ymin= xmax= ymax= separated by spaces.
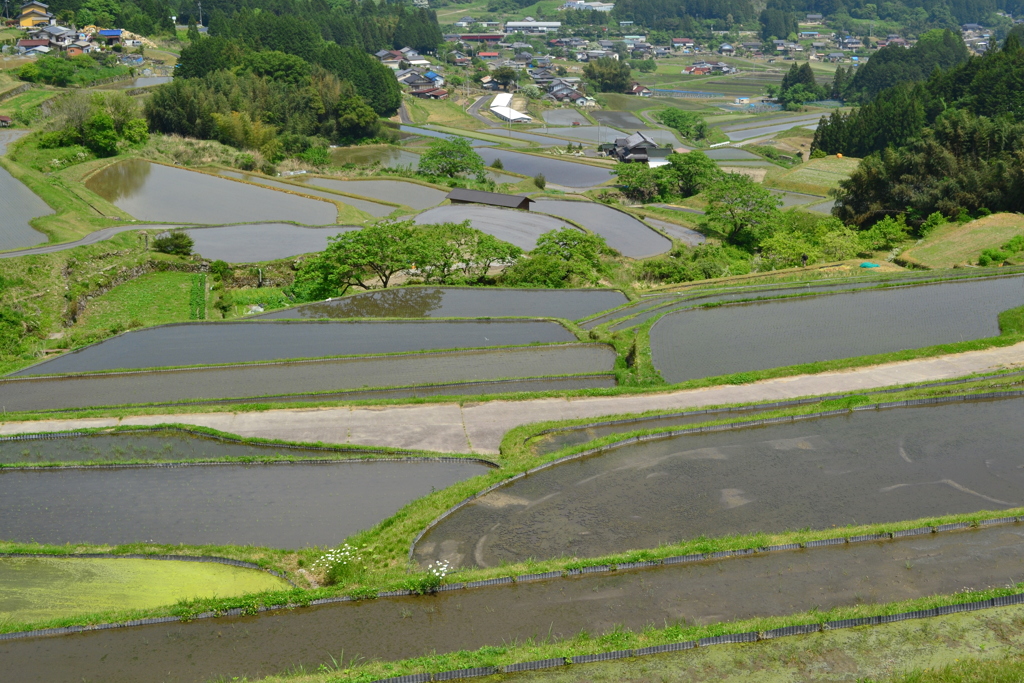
xmin=902 ymin=213 xmax=1024 ymax=269
xmin=764 ymin=154 xmax=860 ymax=195
xmin=5 ymin=376 xmax=1024 ymax=636
xmin=404 ymin=97 xmax=485 ymax=130
xmin=73 ymin=271 xmax=205 ymax=335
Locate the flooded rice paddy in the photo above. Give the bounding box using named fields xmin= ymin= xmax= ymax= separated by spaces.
xmin=94 ymin=76 xmax=172 ymax=89
xmin=17 ymin=320 xmax=575 ymax=374
xmin=534 ymin=200 xmax=672 ymax=258
xmin=475 ymin=149 xmax=613 ymax=187
xmin=414 ymin=205 xmax=575 ymax=249
xmin=535 ymin=127 xmax=623 ymax=144
xmin=703 ymin=147 xmax=762 ymax=160
xmin=5 ymin=524 xmax=1024 ymax=682
xmin=417 ymin=397 xmax=1024 ymax=566
xmin=329 ymin=145 xmax=420 ymax=168
xmin=298 ymin=178 xmax=447 ymax=209
xmin=0 ymin=344 xmax=616 ymax=411
xmin=651 ymin=275 xmax=1024 ymax=382
xmin=0 ymin=556 xmax=289 ymax=625
xmin=481 ymin=129 xmax=568 ymax=145
xmin=0 ymin=460 xmax=491 ymax=547
xmin=85 ymin=161 xmax=338 ymax=225
xmin=0 ymin=131 xmax=50 ymax=250
xmin=260 ymin=287 xmax=627 ymax=320
xmin=215 ymin=171 xmax=393 ymax=217
xmin=185 ymin=224 xmax=357 ymax=262
xmin=770 ymin=189 xmax=828 ymax=207
xmin=398 ymin=125 xmax=494 ymax=147
xmin=0 ymin=429 xmax=363 ymax=465
xmin=644 ymin=218 xmax=706 ymax=246
xmin=542 ymin=109 xmax=590 ymax=126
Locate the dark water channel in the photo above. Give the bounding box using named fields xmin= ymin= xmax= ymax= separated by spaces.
xmin=5 ymin=525 xmax=1024 ymax=682
xmin=85 ymin=161 xmax=338 ymax=225
xmin=16 ymin=320 xmax=575 ymax=375
xmin=0 ymin=429 xmax=364 ymax=465
xmin=0 ymin=345 xmax=617 ymax=411
xmin=417 ymin=397 xmax=1024 ymax=567
xmin=259 ymin=287 xmax=627 ymax=320
xmin=0 ymin=460 xmax=491 ymax=547
xmin=651 ymin=275 xmax=1024 ymax=381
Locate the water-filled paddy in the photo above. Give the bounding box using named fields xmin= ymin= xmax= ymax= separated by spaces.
xmin=0 ymin=460 xmax=491 ymax=547
xmin=475 ymin=149 xmax=613 ymax=188
xmin=651 ymin=275 xmax=1024 ymax=382
xmin=413 ymin=205 xmax=575 ymax=250
xmin=298 ymin=178 xmax=446 ymax=209
xmin=0 ymin=344 xmax=616 ymax=411
xmin=17 ymin=320 xmax=574 ymax=374
xmin=216 ymin=171 xmax=393 ymax=217
xmin=0 ymin=131 xmax=49 ymax=250
xmin=534 ymin=200 xmax=671 ymax=258
xmin=94 ymin=76 xmax=172 ymax=89
xmin=330 ymin=145 xmax=420 ymax=168
xmin=260 ymin=287 xmax=627 ymax=320
xmin=704 ymin=147 xmax=762 ymax=160
xmin=86 ymin=161 xmax=338 ymax=225
xmin=644 ymin=218 xmax=706 ymax=246
xmin=417 ymin=397 xmax=1024 ymax=566
xmin=591 ymin=110 xmax=646 ymax=129
xmin=399 ymin=125 xmax=494 ymax=146
xmin=770 ymin=189 xmax=827 ymax=207
xmin=0 ymin=429 xmax=359 ymax=465
xmin=0 ymin=556 xmax=289 ymax=625
xmin=725 ymin=116 xmax=821 ymax=141
xmin=479 ymin=129 xmax=565 ymax=145
xmin=537 ymin=127 xmax=624 ymax=144
xmin=542 ymin=109 xmax=589 ymax=126
xmin=6 ymin=524 xmax=1022 ymax=682
xmin=185 ymin=224 xmax=357 ymax=262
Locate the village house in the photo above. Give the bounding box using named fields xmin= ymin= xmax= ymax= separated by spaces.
xmin=628 ymin=82 xmax=652 ymax=96
xmin=609 ymin=131 xmax=670 ymax=166
xmin=672 ymin=38 xmax=695 ymax=49
xmin=18 ymin=0 xmax=53 ymax=28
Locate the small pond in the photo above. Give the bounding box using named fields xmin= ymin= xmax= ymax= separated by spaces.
xmin=0 ymin=344 xmax=617 ymax=411
xmin=414 ymin=205 xmax=575 ymax=250
xmin=0 ymin=460 xmax=492 ymax=547
xmin=16 ymin=320 xmax=576 ymax=374
xmin=185 ymin=224 xmax=357 ymax=262
xmin=534 ymin=200 xmax=671 ymax=258
xmin=416 ymin=396 xmax=1024 ymax=566
xmin=651 ymin=275 xmax=1024 ymax=382
xmin=216 ymin=171 xmax=393 ymax=217
xmin=0 ymin=556 xmax=289 ymax=625
xmin=86 ymin=161 xmax=338 ymax=225
xmin=259 ymin=287 xmax=627 ymax=320
xmin=474 ymin=149 xmax=612 ymax=188
xmin=299 ymin=178 xmax=446 ymax=209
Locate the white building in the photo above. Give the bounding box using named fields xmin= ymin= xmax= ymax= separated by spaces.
xmin=505 ymin=21 xmax=561 ymax=34
xmin=490 ymin=93 xmax=532 ymax=122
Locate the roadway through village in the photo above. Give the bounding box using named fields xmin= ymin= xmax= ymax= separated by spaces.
xmin=2 ymin=342 xmax=1023 ymax=453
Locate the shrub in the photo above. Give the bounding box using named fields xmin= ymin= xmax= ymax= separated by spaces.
xmin=312 ymin=544 xmax=364 ymax=586
xmin=917 ymin=211 xmax=946 ymax=237
xmin=209 ymin=260 xmax=232 ymax=280
xmin=406 ymin=560 xmax=451 ymax=594
xmin=810 ymin=148 xmax=827 ymax=159
xmin=534 ymin=173 xmax=546 ymax=189
xmin=121 ymin=118 xmax=149 ymax=145
xmin=1002 ymin=235 xmax=1024 ymax=253
xmin=298 ymin=145 xmax=331 ymax=167
xmin=490 ymin=157 xmax=504 ymax=170
xmin=235 ymin=153 xmax=257 ymax=171
xmin=152 ymin=230 xmax=195 ymax=256
xmin=81 ymin=112 xmax=119 ymax=157
xmin=979 ymin=248 xmax=1009 ymax=266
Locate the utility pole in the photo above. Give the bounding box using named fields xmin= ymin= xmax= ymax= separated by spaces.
xmin=197 ymin=0 xmax=202 ymax=26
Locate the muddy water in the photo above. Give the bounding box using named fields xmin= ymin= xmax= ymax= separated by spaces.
xmin=5 ymin=526 xmax=1024 ymax=682
xmin=16 ymin=320 xmax=575 ymax=375
xmin=185 ymin=223 xmax=357 ymax=262
xmin=0 ymin=429 xmax=366 ymax=465
xmin=299 ymin=178 xmax=447 ymax=209
xmin=651 ymin=275 xmax=1024 ymax=382
xmin=1 ymin=556 xmax=288 ymax=625
xmin=0 ymin=344 xmax=616 ymax=411
xmin=534 ymin=200 xmax=672 ymax=259
xmin=259 ymin=287 xmax=627 ymax=320
xmin=0 ymin=460 xmax=491 ymax=547
xmin=85 ymin=161 xmax=338 ymax=225
xmin=414 ymin=205 xmax=575 ymax=250
xmin=417 ymin=397 xmax=1024 ymax=567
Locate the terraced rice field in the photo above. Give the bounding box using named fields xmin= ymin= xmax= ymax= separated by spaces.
xmin=215 ymin=171 xmax=394 ymax=217
xmin=185 ymin=223 xmax=358 ymax=261
xmin=650 ymin=275 xmax=1024 ymax=383
xmin=534 ymin=200 xmax=671 ymax=258
xmin=0 ymin=344 xmax=616 ymax=411
xmin=415 ymin=396 xmax=1024 ymax=566
xmin=414 ymin=205 xmax=575 ymax=250
xmin=298 ymin=178 xmax=447 ymax=209
xmin=0 ymin=130 xmax=49 ymax=250
xmin=260 ymin=287 xmax=627 ymax=320
xmin=86 ymin=161 xmax=339 ymax=225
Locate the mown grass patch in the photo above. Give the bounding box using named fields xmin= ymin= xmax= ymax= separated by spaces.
xmin=765 ymin=154 xmax=860 ymax=195
xmin=74 ymin=271 xmax=198 ymax=337
xmin=902 ymin=213 xmax=1024 ymax=269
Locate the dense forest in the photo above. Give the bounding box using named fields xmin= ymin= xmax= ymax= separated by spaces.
xmin=813 ymin=35 xmax=1024 ymax=225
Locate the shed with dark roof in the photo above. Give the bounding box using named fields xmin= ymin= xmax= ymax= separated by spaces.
xmin=446 ymin=188 xmax=533 ymax=210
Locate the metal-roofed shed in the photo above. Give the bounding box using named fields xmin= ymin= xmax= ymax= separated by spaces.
xmin=446 ymin=189 xmax=533 ymax=210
